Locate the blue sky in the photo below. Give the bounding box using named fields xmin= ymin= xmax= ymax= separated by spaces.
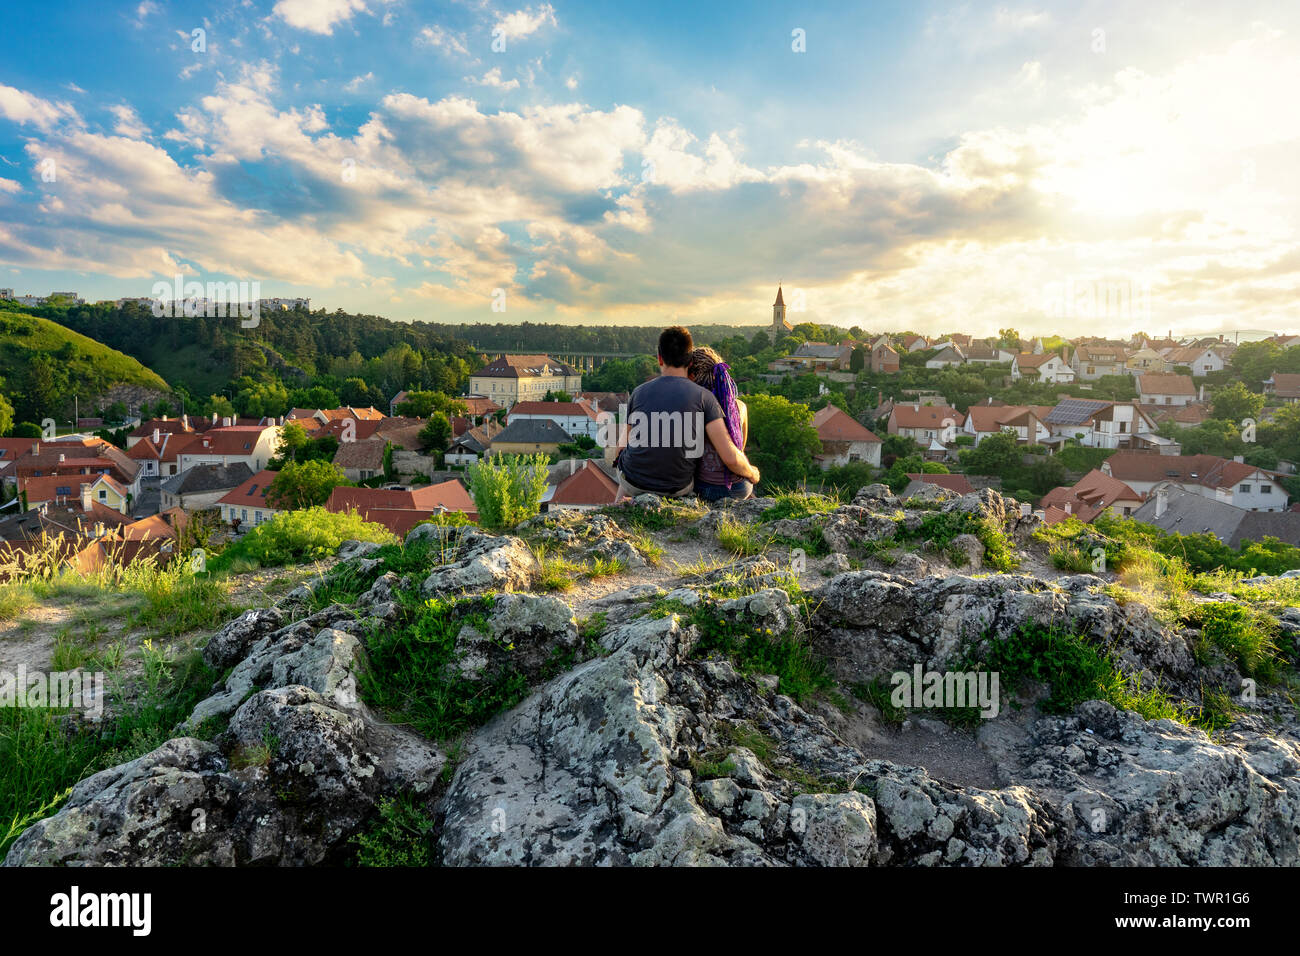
xmin=0 ymin=0 xmax=1297 ymax=335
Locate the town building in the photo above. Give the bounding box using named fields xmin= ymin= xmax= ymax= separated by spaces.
xmin=1102 ymin=452 xmax=1287 ymax=512
xmin=1137 ymin=373 xmax=1196 ymax=407
xmin=468 ymin=355 xmax=583 ymax=407
xmin=812 ymin=404 xmax=882 ymax=468
xmin=216 ymin=470 xmax=281 ymax=528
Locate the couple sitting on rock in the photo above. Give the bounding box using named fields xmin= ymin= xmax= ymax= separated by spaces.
xmin=613 ymin=325 xmax=760 ymax=502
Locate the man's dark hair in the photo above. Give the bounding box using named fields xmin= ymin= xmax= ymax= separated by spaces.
xmin=658 ymin=325 xmax=693 ymax=368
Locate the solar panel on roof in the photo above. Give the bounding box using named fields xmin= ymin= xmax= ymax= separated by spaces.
xmin=1046 ymin=398 xmax=1110 ymax=424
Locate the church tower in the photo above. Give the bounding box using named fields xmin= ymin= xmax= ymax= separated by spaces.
xmin=771 ymin=285 xmax=793 ymax=336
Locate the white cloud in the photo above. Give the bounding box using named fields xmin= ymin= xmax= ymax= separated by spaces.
xmin=416 ymin=24 xmax=470 ymax=57
xmin=110 ymin=104 xmax=149 ymax=138
xmin=344 ymin=72 xmax=374 ymax=92
xmin=492 ymin=4 xmax=557 ymax=42
xmin=465 ymin=67 xmax=519 ymax=91
xmin=0 ymin=85 xmax=79 ymax=131
xmin=134 ymin=1 xmax=160 ymax=27
xmin=272 ymin=0 xmax=375 ymax=35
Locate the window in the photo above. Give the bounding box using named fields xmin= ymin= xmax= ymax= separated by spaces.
xmin=56 ymin=485 xmax=71 ymax=496
xmin=1239 ymin=483 xmax=1251 ymax=493
xmin=241 ymin=509 xmax=248 ymax=521
xmin=98 ymin=490 xmax=107 ymax=500
xmin=1261 ymin=485 xmax=1271 ymax=494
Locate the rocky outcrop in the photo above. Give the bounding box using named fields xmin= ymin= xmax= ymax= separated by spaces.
xmin=411 ymin=525 xmax=540 ymax=596
xmin=7 ymin=515 xmax=1300 ymax=868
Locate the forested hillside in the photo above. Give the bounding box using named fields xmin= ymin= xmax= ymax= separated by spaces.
xmin=0 ymin=309 xmax=171 ymax=426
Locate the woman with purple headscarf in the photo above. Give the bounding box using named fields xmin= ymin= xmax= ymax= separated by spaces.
xmin=687 ymin=347 xmax=754 ymax=501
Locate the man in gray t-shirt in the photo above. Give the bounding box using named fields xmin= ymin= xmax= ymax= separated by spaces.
xmin=614 ymin=326 xmax=760 ymax=498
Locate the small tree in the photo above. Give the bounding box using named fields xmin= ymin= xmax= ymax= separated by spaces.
xmin=418 ymin=412 xmax=452 ymax=452
xmin=1211 ymin=381 xmax=1264 ymax=423
xmin=465 ymin=453 xmax=549 ymax=529
xmin=265 ymin=460 xmax=350 ymax=510
xmin=276 ymin=421 xmax=312 ymax=462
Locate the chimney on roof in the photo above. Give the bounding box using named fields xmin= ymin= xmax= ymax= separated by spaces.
xmin=1064 ymin=502 xmax=1072 ymax=515
xmin=182 ymin=413 xmax=189 ymax=429
xmin=211 ymin=412 xmax=218 ymax=424
xmin=81 ymin=482 xmax=92 ymax=512
xmin=1155 ymin=487 xmax=1168 ymax=519
xmin=913 ymin=401 xmax=920 ymax=412
xmin=31 ymin=442 xmax=39 ymax=456
xmin=58 ymin=453 xmax=65 ymax=463
xmin=222 ymin=417 xmax=231 ymax=428
xmin=152 ymin=428 xmax=160 ymax=444
xmin=1199 ymin=385 xmax=1205 ymax=402
xmin=1234 ymin=455 xmax=1244 ymax=463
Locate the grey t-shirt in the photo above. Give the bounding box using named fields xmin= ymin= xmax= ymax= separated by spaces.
xmin=618 ymin=375 xmax=723 ymax=493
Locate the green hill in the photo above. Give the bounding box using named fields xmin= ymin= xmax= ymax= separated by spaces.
xmin=0 ymin=310 xmax=172 ymax=424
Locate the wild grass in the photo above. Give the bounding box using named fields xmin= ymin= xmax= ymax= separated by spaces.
xmin=715 ymin=513 xmax=768 ymax=556
xmin=0 ymin=648 xmax=217 ymax=856
xmin=760 ymin=492 xmax=839 ymax=524
xmin=358 ymin=594 xmax=529 ymax=741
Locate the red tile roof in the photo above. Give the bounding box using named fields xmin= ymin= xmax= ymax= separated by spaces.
xmin=965 ymin=404 xmax=1031 ymax=433
xmin=905 ymin=473 xmax=975 ymax=494
xmin=509 ymin=400 xmax=601 ymax=421
xmin=812 ymin=404 xmax=880 ymax=443
xmin=550 ymin=461 xmax=618 ymax=507
xmin=1104 ymin=452 xmax=1277 ymax=492
xmin=889 ymin=404 xmax=965 ymax=429
xmin=462 ymin=395 xmax=501 ymax=415
xmin=183 ymin=426 xmax=271 ymax=457
xmin=1041 ymin=469 xmax=1142 ymax=523
xmin=1015 ymin=352 xmax=1060 ymax=368
xmin=1268 ymin=373 xmax=1300 ymax=400
xmin=127 ymin=437 xmax=161 ymax=460
xmin=1137 ymin=373 xmax=1196 ymax=396
xmin=216 ymin=469 xmax=279 ymax=509
xmin=326 ymin=480 xmax=476 ymax=521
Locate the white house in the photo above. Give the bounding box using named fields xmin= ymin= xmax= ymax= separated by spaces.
xmin=1137 ymin=373 xmax=1196 ymax=407
xmin=1012 ymin=352 xmax=1075 ymax=383
xmin=1071 ymin=344 xmax=1129 ymax=380
xmin=963 ymin=403 xmax=1050 ymax=445
xmin=505 ymin=400 xmax=602 ymax=440
xmin=887 ymin=403 xmax=965 ymax=444
xmin=1165 ymin=347 xmax=1227 ymax=377
xmin=216 ymin=469 xmax=282 ymax=528
xmin=176 ymin=425 xmax=282 ymax=474
xmin=925 ymin=346 xmax=966 ymax=369
xmin=1103 ymin=452 xmax=1288 ymax=512
xmin=812 ymin=404 xmax=882 ymax=468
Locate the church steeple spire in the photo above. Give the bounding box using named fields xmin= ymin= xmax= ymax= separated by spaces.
xmin=771 ymin=284 xmax=791 ymax=334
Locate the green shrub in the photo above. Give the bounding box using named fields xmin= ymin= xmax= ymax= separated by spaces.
xmin=351 ymin=795 xmax=438 ymax=866
xmin=465 ymin=454 xmax=549 ymax=529
xmin=208 ymin=507 xmax=396 ymax=572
